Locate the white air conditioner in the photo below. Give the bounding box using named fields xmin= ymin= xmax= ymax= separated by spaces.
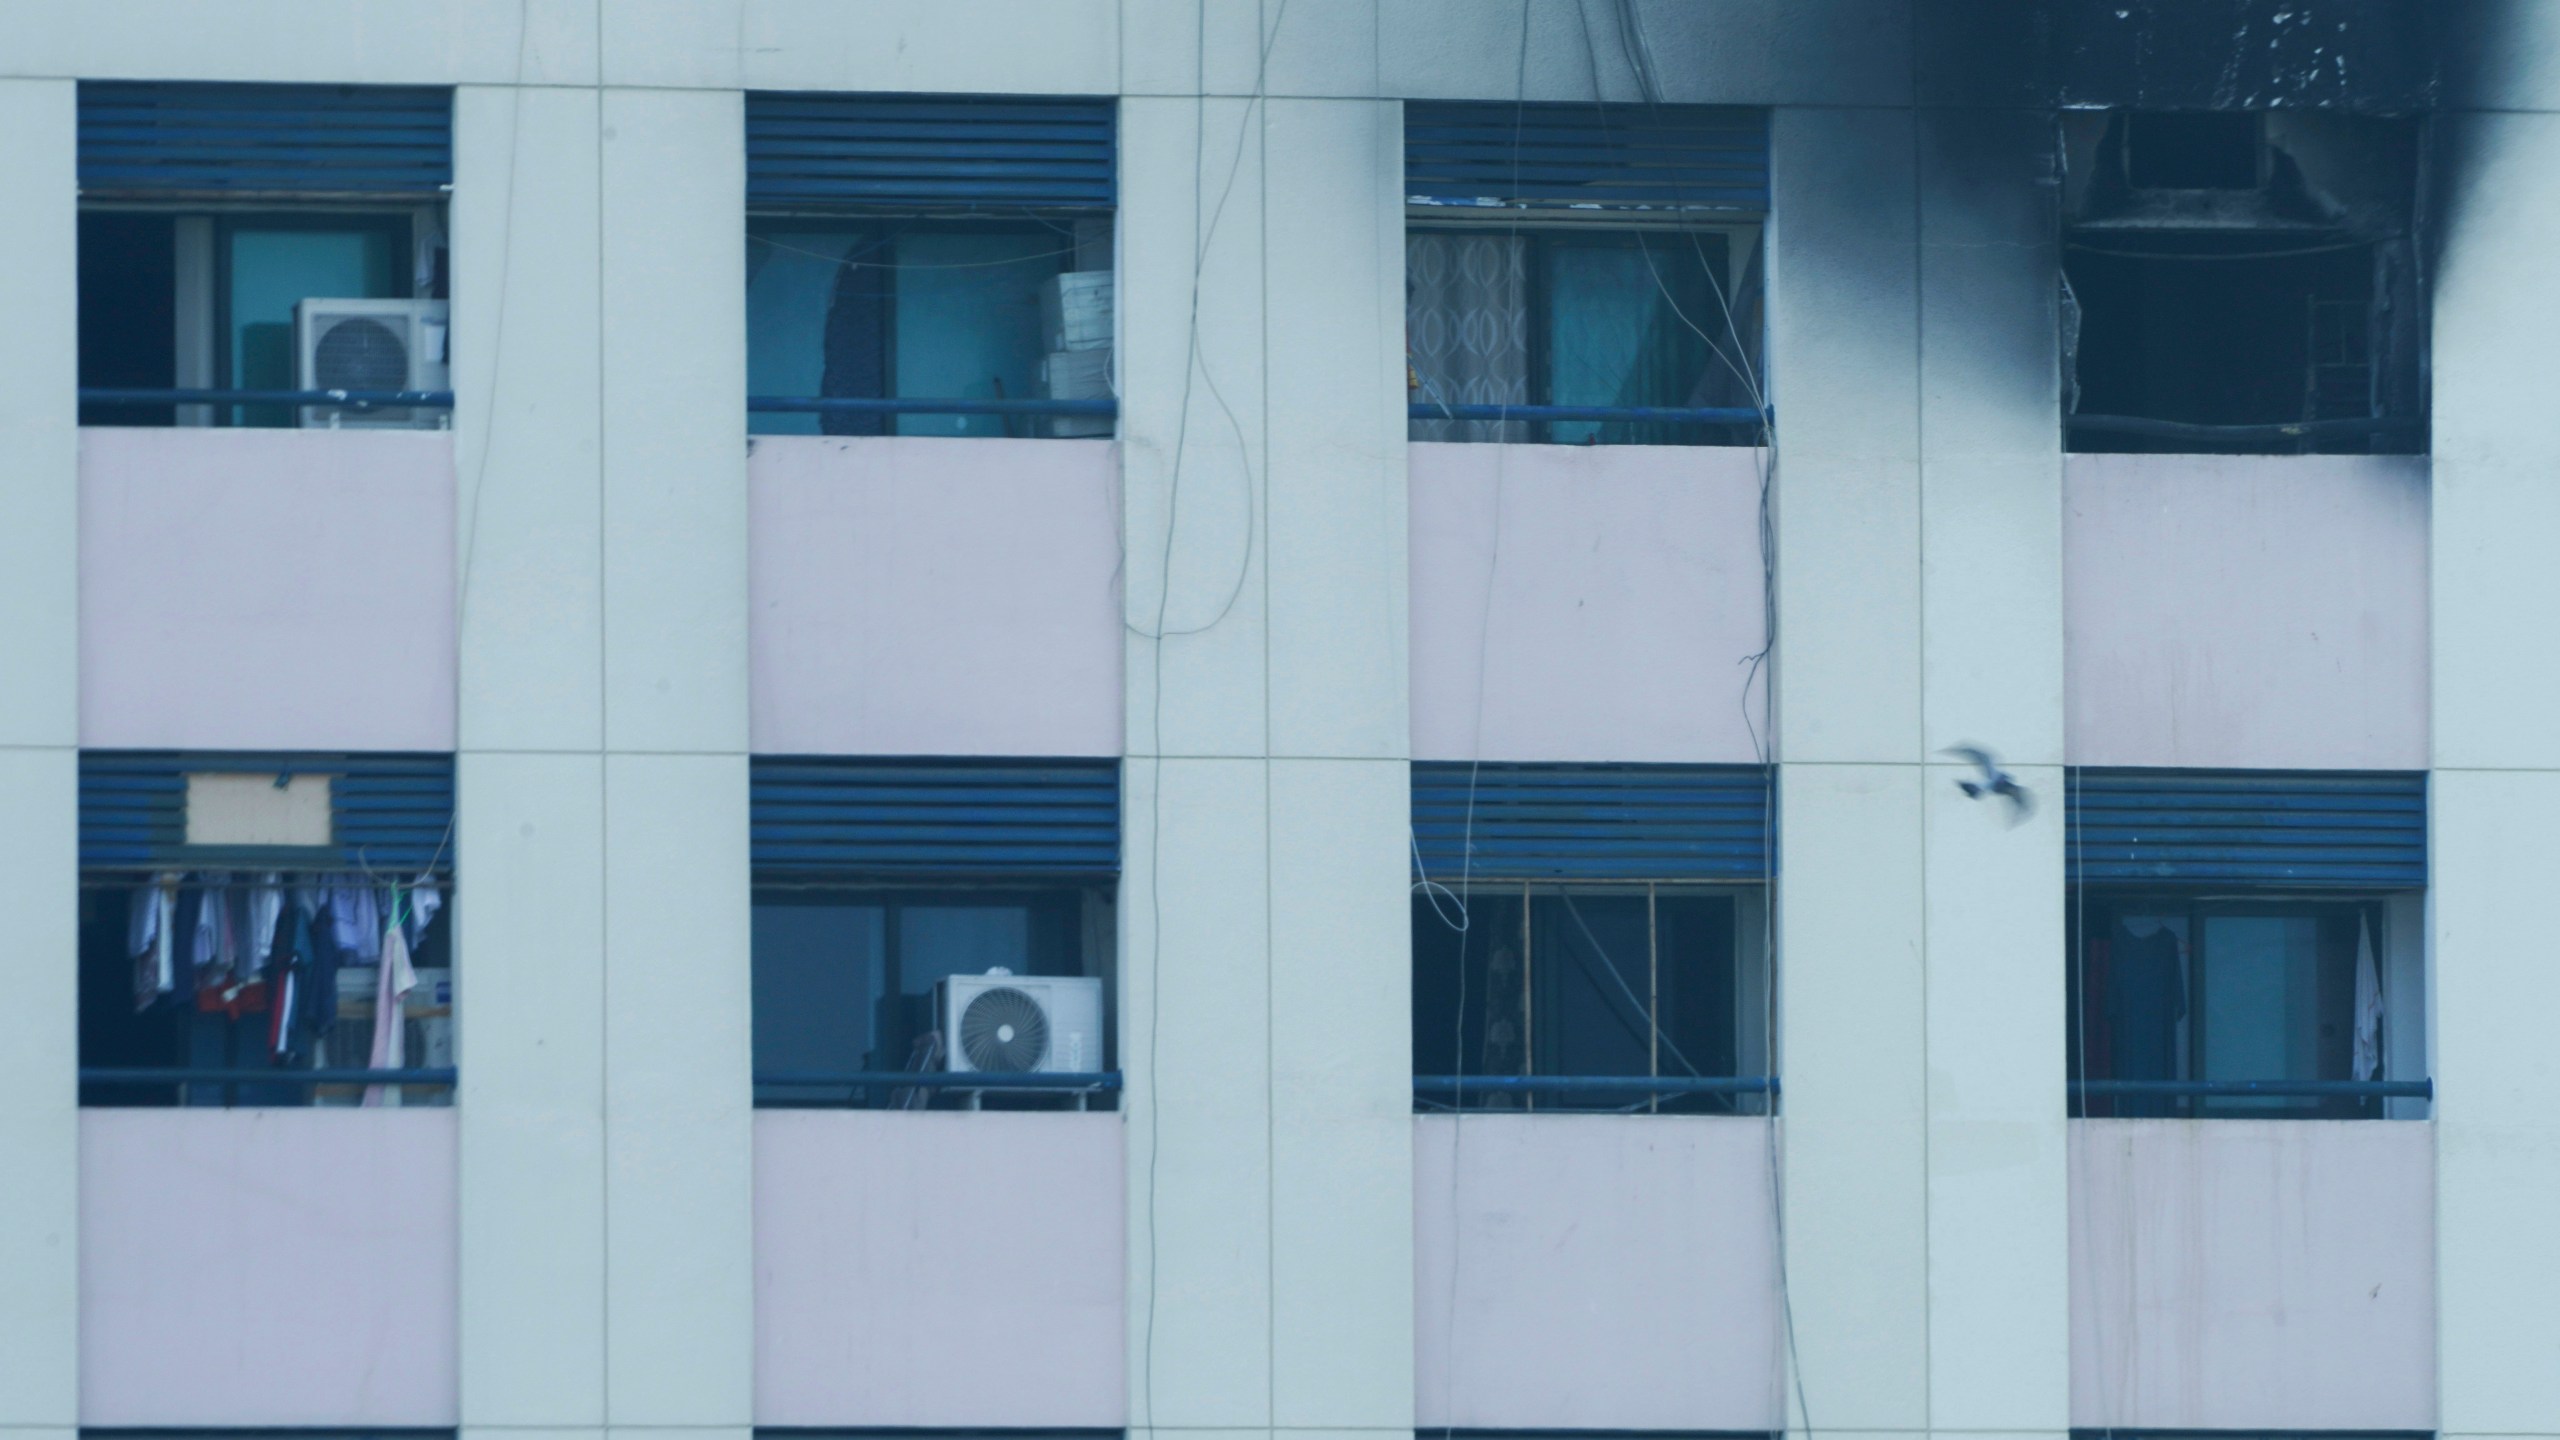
xmin=294 ymin=297 xmax=450 ymax=430
xmin=936 ymin=972 xmax=1105 ymax=1076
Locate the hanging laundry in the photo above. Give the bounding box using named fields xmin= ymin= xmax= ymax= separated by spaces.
xmin=2353 ymin=912 xmax=2386 ymax=1082
xmin=128 ymin=874 xmax=179 ymax=1011
xmin=364 ymin=888 xmax=418 ymax=1107
xmin=326 ymin=883 xmax=385 ymax=965
xmin=244 ymin=874 xmax=285 ymax=982
xmin=404 ymin=876 xmax=443 ymax=948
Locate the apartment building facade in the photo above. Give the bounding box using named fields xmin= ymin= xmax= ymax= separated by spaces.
xmin=1 ymin=5 xmax=2553 ymax=1440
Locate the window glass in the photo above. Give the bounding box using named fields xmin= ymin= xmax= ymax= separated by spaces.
xmin=77 ymin=212 xmax=179 ymax=426
xmin=750 ymin=888 xmax=1104 ymax=1109
xmin=1412 ymin=886 xmax=1747 ymax=1114
xmin=891 ymin=230 xmax=1060 ymax=437
xmin=1541 ymin=235 xmax=1722 ymax=444
xmin=2072 ymin=899 xmax=2380 ymax=1118
xmin=745 ymin=221 xmax=1068 ymax=438
xmin=79 ymin=876 xmax=456 ymax=1108
xmin=1407 ymin=226 xmax=1754 ymax=446
xmin=225 ymin=222 xmax=403 ymax=426
xmin=750 ymin=901 xmax=886 ymax=1100
xmin=745 ymin=227 xmax=870 ymax=436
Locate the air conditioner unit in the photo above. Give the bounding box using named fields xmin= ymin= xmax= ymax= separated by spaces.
xmin=936 ymin=972 xmax=1105 ymax=1076
xmin=294 ymin=297 xmax=450 ymax=430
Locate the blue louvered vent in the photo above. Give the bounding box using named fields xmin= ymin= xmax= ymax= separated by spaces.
xmin=1412 ymin=763 xmax=1772 ymax=883
xmin=1406 ymin=102 xmax=1769 ymax=212
xmin=752 ymin=758 xmax=1120 ymax=877
xmin=78 ymin=82 xmax=453 ymax=196
xmin=2068 ymin=769 xmax=2427 ymax=889
xmin=747 ymin=93 xmax=1116 ymax=212
xmin=79 ymin=751 xmax=456 ymax=871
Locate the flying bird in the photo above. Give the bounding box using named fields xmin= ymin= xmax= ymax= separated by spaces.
xmin=1943 ymin=745 xmax=2033 ymax=825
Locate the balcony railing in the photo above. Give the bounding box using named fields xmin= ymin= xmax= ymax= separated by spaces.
xmin=2071 ymin=1078 xmax=2432 ymax=1100
xmin=1415 ymin=1074 xmax=1779 ymax=1099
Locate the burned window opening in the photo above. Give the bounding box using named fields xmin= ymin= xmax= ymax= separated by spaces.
xmin=2061 ymin=110 xmax=2427 ymax=456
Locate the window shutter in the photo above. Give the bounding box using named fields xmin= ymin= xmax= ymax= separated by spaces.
xmin=2067 ymin=769 xmax=2427 ymax=888
xmin=1405 ymin=102 xmax=1769 ymax=212
xmin=78 ymin=82 xmax=453 ymax=197
xmin=747 ymin=93 xmax=1116 ymax=212
xmin=751 ymin=758 xmax=1121 ymax=878
xmin=1411 ymin=763 xmax=1771 ymax=883
xmin=80 ymin=751 xmax=456 ymax=871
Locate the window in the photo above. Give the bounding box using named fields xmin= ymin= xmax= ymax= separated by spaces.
xmin=1406 ymin=225 xmax=1762 ymax=445
xmin=744 ymin=94 xmax=1116 ymax=437
xmin=2061 ymin=110 xmax=2426 ymax=454
xmin=2065 ymin=769 xmax=2428 ymax=1119
xmin=1409 ymin=763 xmax=1774 ymax=1114
xmin=2069 ymin=896 xmax=2406 ymax=1118
xmin=79 ymin=210 xmax=438 ymax=427
xmin=752 ymin=885 xmax=1112 ymax=1109
xmin=1413 ymin=883 xmax=1768 ymax=1115
xmin=77 ymin=753 xmax=458 ymax=1107
xmin=747 ymin=757 xmax=1121 ymax=1110
xmin=746 ymin=219 xmax=1092 ymax=438
xmin=1403 ymin=102 xmax=1769 ymax=447
xmin=75 ymin=83 xmax=453 ymax=429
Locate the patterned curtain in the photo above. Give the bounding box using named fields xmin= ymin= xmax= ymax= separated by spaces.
xmin=1406 ymin=232 xmax=1528 ymax=442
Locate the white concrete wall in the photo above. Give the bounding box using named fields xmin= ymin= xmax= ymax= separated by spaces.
xmin=451 ymin=67 xmax=755 ymax=1440
xmin=79 ymin=429 xmax=457 ymax=752
xmin=79 ymin=1110 xmax=460 ymax=1427
xmin=753 ymin=1111 xmax=1126 ymax=1427
xmin=1408 ymin=442 xmax=1767 ymax=765
xmin=2434 ymin=89 xmax=2560 ymax=1440
xmin=748 ymin=435 xmax=1122 ymax=757
xmin=2068 ymin=1119 xmax=2436 ymax=1431
xmin=1414 ymin=1115 xmax=1782 ymax=1432
xmin=1116 ymin=52 xmax=1414 ymax=1440
xmin=1769 ymin=100 xmax=2070 ymax=1436
xmin=2065 ymin=453 xmax=2430 ymax=770
xmin=0 ymin=73 xmax=80 ymax=1440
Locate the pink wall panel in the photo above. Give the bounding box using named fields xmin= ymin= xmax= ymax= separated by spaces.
xmin=79 ymin=428 xmax=457 ymax=751
xmin=2070 ymin=1119 xmax=2437 ymax=1430
xmin=1409 ymin=443 xmax=1768 ymax=764
xmin=749 ymin=436 xmax=1123 ymax=757
xmin=80 ymin=1110 xmax=458 ymax=1426
xmin=754 ymin=1111 xmax=1126 ymax=1427
xmin=1415 ymin=1114 xmax=1783 ymax=1430
xmin=2064 ymin=453 xmax=2429 ymax=769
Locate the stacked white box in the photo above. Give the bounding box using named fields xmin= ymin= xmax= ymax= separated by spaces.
xmin=1041 ymin=348 xmax=1113 ymax=437
xmin=1042 ymin=271 xmax=1114 ymax=352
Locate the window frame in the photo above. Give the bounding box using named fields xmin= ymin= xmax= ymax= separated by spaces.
xmin=1412 ymin=878 xmax=1769 ymax=1116
xmin=749 ymin=879 xmax=1111 ymax=1111
xmin=1404 ymin=213 xmax=1767 ymax=449
xmin=2068 ymin=889 xmax=2399 ymax=1119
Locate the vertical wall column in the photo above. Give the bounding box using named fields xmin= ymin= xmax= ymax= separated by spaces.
xmin=2431 ymin=107 xmax=2560 ymax=1440
xmin=0 ymin=75 xmax=80 ymax=1440
xmin=454 ymin=81 xmax=612 ymax=1433
xmin=1118 ymin=80 xmax=1413 ymax=1440
xmin=595 ymin=85 xmax=752 ymax=1436
xmin=1769 ymin=102 xmax=2068 ymax=1437
xmin=455 ymin=79 xmax=753 ymax=1437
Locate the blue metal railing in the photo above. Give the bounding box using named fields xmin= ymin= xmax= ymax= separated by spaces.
xmin=748 ymin=395 xmax=1115 ymax=418
xmin=2071 ymin=1078 xmax=2431 ymax=1100
xmin=1409 ymin=401 xmax=1768 ymax=428
xmin=2067 ymin=413 xmax=2424 ymax=446
xmin=80 ymin=1067 xmax=456 ymax=1087
xmin=79 ymin=387 xmax=455 ymax=409
xmin=1414 ymin=1074 xmax=1778 ymax=1098
xmin=755 ymin=1069 xmax=1121 ymax=1092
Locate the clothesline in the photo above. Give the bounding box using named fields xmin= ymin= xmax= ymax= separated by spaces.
xmin=122 ymin=871 xmax=445 ymax=1106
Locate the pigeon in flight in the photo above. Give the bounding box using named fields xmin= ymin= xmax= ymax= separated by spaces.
xmin=1943 ymin=745 xmax=2033 ymax=825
